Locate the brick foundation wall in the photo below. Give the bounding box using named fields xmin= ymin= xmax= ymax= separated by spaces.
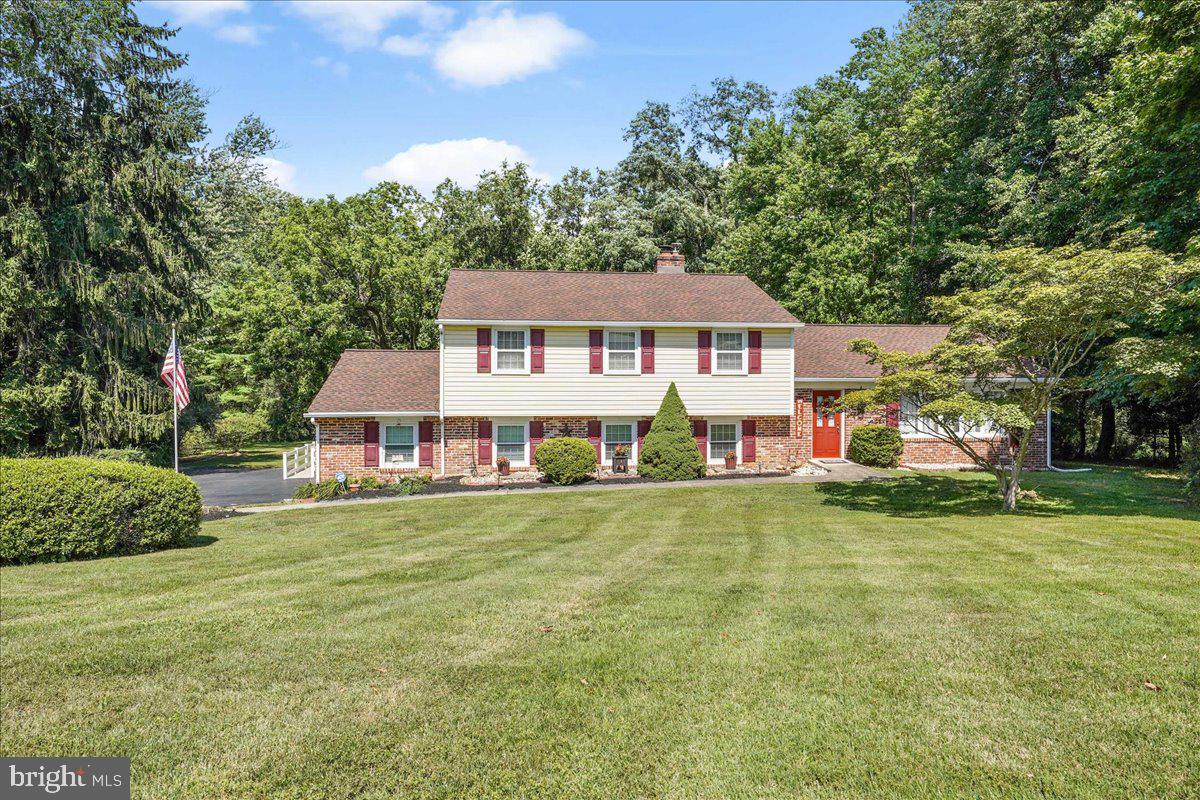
xmin=793 ymin=388 xmax=1048 ymax=470
xmin=315 ymin=417 xmax=441 ymax=482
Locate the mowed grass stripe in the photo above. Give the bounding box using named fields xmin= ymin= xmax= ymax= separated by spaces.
xmin=1 ymin=469 xmax=1197 ymax=798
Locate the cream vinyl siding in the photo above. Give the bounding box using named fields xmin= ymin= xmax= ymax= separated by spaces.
xmin=443 ymin=325 xmax=794 ymax=416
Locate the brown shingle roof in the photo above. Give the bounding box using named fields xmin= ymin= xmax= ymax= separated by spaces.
xmin=307 ymin=350 xmax=439 ymax=415
xmin=794 ymin=324 xmax=950 ymax=379
xmin=438 ymin=269 xmax=800 ymax=325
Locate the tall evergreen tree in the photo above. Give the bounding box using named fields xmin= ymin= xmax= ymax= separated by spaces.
xmin=0 ymin=0 xmax=209 ymax=453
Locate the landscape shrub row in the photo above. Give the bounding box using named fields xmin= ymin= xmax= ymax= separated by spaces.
xmin=1 ymin=457 xmax=202 ymax=564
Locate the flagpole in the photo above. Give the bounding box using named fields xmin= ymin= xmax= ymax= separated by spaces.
xmin=172 ymin=323 xmax=179 ymax=473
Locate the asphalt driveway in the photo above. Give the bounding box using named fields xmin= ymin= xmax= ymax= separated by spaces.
xmin=187 ymin=467 xmax=308 ymax=506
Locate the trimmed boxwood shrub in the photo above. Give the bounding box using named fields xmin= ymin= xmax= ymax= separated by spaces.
xmin=1 ymin=457 xmax=202 ymax=564
xmin=638 ymin=383 xmax=705 ymax=481
xmin=847 ymin=424 xmax=905 ymax=467
xmin=534 ymin=437 xmax=597 ymax=485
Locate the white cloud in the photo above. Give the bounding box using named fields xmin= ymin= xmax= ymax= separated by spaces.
xmin=311 ymin=56 xmax=350 ymax=78
xmin=362 ymin=138 xmax=542 ymax=193
xmin=432 ymin=9 xmax=588 ymax=87
xmin=381 ymin=34 xmax=431 ymax=57
xmin=214 ymin=24 xmax=261 ymax=44
xmin=289 ymin=1 xmax=454 ymax=50
xmin=144 ymin=0 xmax=247 ymax=26
xmin=256 ymin=157 xmax=298 ymax=193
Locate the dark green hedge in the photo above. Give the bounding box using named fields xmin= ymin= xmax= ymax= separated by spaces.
xmin=1 ymin=457 xmax=202 ymax=564
xmin=534 ymin=437 xmax=596 ymax=485
xmin=847 ymin=424 xmax=905 ymax=468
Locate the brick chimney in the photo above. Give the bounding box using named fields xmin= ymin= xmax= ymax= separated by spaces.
xmin=655 ymin=243 xmax=685 ymax=274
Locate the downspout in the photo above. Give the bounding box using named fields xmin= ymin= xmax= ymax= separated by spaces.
xmin=438 ymin=323 xmax=446 ymax=478
xmin=314 ymin=421 xmax=321 ymax=483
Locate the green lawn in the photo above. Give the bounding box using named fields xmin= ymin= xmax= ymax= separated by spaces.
xmin=2 ymin=468 xmax=1197 ymax=799
xmin=181 ymin=440 xmax=308 ymax=471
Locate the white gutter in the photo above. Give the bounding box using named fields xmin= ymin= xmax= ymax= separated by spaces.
xmin=437 ymin=318 xmax=803 ymax=329
xmin=304 ymin=410 xmax=439 ymax=419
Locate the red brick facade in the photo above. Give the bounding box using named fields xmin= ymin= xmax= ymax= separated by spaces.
xmin=794 ymin=387 xmax=1047 ymax=470
xmin=314 ymin=413 xmax=798 ymax=479
xmin=313 ymin=394 xmax=1047 ymax=480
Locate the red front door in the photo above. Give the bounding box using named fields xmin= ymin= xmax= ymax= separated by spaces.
xmin=812 ymin=390 xmax=842 ymax=458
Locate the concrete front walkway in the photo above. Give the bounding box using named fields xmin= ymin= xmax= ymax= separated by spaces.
xmin=237 ymin=460 xmax=892 ymax=515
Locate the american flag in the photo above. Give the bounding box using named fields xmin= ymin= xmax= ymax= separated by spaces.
xmin=160 ymin=334 xmax=191 ymax=409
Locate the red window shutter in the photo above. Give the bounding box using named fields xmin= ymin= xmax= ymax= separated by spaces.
xmin=885 ymin=402 xmax=900 ymax=428
xmin=477 ymin=420 xmax=492 ymax=463
xmin=748 ymin=330 xmax=762 ymax=374
xmin=418 ymin=421 xmax=434 ymax=467
xmin=641 ymin=329 xmax=655 ymax=373
xmin=589 ymin=329 xmax=603 ymax=373
xmin=530 ymin=328 xmax=545 ymax=373
xmin=692 ymin=419 xmax=707 ymax=456
xmin=476 ymin=328 xmax=491 ymax=373
xmin=587 ymin=419 xmax=602 ymax=460
xmin=742 ymin=419 xmax=756 ymax=462
xmin=529 ymin=420 xmax=544 ymax=457
xmin=697 ymin=330 xmax=712 ymax=374
xmin=363 ymin=421 xmax=379 ymax=467
xmin=637 ymin=419 xmax=651 ymax=453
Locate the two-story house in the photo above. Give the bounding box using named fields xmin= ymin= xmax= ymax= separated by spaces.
xmin=305 ymin=248 xmax=1049 ymax=480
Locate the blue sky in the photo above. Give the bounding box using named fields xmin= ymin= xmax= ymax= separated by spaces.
xmin=142 ymin=1 xmax=906 ymax=198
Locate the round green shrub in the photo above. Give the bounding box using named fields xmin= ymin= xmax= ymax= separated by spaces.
xmin=357 ymin=475 xmax=383 ymax=491
xmin=638 ymin=383 xmax=704 ymax=481
xmin=1 ymin=457 xmax=202 ymax=564
xmin=847 ymin=424 xmax=905 ymax=467
xmin=534 ymin=437 xmax=597 ymax=485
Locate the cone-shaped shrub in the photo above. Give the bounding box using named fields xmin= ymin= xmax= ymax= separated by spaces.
xmin=638 ymin=382 xmax=705 ymax=480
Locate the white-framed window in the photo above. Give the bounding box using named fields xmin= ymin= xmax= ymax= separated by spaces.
xmin=494 ymin=328 xmax=529 ymax=374
xmin=602 ymin=421 xmax=635 ymax=464
xmin=605 ymin=329 xmax=639 ymax=374
xmin=708 ymin=421 xmax=740 ymax=463
xmin=495 ymin=422 xmax=529 ymax=466
xmin=714 ymin=330 xmax=747 ymax=374
xmin=900 ymin=395 xmax=999 ymax=439
xmin=383 ymin=423 xmax=416 ymax=466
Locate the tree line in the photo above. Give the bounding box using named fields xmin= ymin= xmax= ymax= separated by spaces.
xmin=2 ymin=0 xmax=1196 ymax=463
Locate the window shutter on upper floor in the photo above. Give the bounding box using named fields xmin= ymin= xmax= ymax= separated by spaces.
xmin=748 ymin=330 xmax=762 ymax=374
xmin=476 ymin=328 xmax=491 ymax=373
xmin=697 ymin=330 xmax=711 ymax=374
xmin=363 ymin=421 xmax=379 ymax=467
xmin=418 ymin=421 xmax=434 ymax=467
xmin=589 ymin=330 xmax=603 ymax=373
xmin=692 ymin=419 xmax=707 ymax=456
xmin=742 ymin=419 xmax=756 ymax=462
xmin=640 ymin=329 xmax=655 ymax=373
xmin=530 ymin=328 xmax=545 ymax=373
xmin=477 ymin=420 xmax=492 ymax=463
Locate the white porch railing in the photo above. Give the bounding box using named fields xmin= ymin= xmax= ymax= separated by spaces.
xmin=282 ymin=442 xmax=315 ymax=480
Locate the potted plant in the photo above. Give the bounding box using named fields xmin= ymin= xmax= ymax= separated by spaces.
xmin=724 ymin=450 xmax=737 ymax=470
xmin=497 ymin=456 xmax=511 ymax=476
xmin=612 ymin=444 xmax=630 ymax=473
